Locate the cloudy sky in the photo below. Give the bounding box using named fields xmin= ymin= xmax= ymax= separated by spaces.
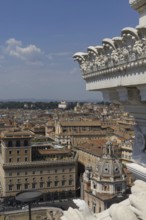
xmin=0 ymin=0 xmax=138 ymax=101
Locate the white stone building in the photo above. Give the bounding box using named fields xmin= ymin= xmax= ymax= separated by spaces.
xmin=58 ymin=101 xmax=68 ymax=109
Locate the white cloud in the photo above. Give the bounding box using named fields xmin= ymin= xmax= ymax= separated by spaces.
xmin=5 ymin=38 xmax=44 ymax=65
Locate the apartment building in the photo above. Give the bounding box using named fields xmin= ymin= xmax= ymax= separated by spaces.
xmin=54 ymin=120 xmax=113 ymax=146
xmin=0 ymin=130 xmax=77 ymax=199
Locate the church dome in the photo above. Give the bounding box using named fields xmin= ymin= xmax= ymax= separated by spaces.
xmin=96 ymin=142 xmax=124 ymax=181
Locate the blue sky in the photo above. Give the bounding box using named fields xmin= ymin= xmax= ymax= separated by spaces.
xmin=0 ymin=0 xmax=138 ymax=101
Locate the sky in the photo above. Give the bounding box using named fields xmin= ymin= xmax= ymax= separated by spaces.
xmin=0 ymin=0 xmax=139 ymax=101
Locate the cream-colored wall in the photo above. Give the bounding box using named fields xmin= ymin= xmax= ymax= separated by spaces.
xmin=78 ymin=150 xmax=100 ymax=171
xmin=84 ymin=191 xmax=104 ymax=213
xmin=5 ymin=147 xmax=31 ymax=163
xmin=3 ymin=164 xmax=76 ymax=197
xmin=1 ymin=139 xmax=31 ymax=164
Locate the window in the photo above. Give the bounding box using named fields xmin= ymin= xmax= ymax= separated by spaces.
xmin=24 ymin=183 xmax=29 ymax=189
xmin=17 ymin=158 xmax=20 ymax=162
xmin=72 ymin=127 xmax=77 ymax=132
xmin=16 ymin=140 xmax=20 ymax=147
xmin=9 ymin=158 xmax=12 ymax=163
xmin=9 ymin=173 xmax=12 ymax=176
xmin=8 ymin=141 xmax=13 ymax=148
xmin=116 ymin=185 xmax=121 ymax=192
xmin=25 ymin=157 xmax=28 ymax=162
xmin=32 ymin=171 xmax=35 ymax=175
xmin=25 ymin=172 xmax=27 ymax=175
xmin=9 ymin=185 xmax=13 ymax=191
xmin=17 ymin=172 xmax=20 ymax=176
xmin=93 ymin=203 xmax=96 ymax=213
xmin=69 ymin=180 xmax=73 ymax=185
xmin=40 ymin=182 xmax=44 ymax=188
xmin=16 ymin=184 xmax=21 ymax=190
xmin=17 ymin=150 xmax=20 ymax=154
xmin=24 ymin=140 xmax=28 ymax=146
xmin=25 ymin=150 xmax=28 ymax=154
xmin=25 ymin=178 xmax=28 ymax=182
xmin=102 ymin=184 xmax=109 ymax=191
xmin=47 ymin=182 xmax=51 ymax=187
xmin=62 ymin=180 xmax=66 ymax=186
xmin=55 ymin=169 xmax=57 ymax=173
xmin=32 ymin=183 xmax=36 ymax=189
xmin=54 ymin=181 xmax=58 ymax=187
xmin=40 ymin=170 xmax=43 ymax=174
xmin=9 ymin=151 xmax=12 ymax=155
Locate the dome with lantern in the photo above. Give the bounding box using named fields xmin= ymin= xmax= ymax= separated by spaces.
xmin=96 ymin=141 xmax=124 ymax=182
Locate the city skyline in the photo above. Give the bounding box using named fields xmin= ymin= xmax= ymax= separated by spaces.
xmin=0 ymin=0 xmax=138 ymax=101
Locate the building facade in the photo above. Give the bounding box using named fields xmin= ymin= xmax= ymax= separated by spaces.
xmin=54 ymin=120 xmax=113 ymax=146
xmin=0 ymin=130 xmax=77 ymax=199
xmin=82 ymin=142 xmax=126 ymax=213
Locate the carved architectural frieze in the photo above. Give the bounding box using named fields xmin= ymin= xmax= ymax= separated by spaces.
xmin=73 ymin=26 xmax=146 ymax=80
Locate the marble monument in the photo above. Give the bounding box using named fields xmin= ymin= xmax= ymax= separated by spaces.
xmin=61 ymin=0 xmax=146 ymax=219
xmin=73 ymin=0 xmax=146 ymax=181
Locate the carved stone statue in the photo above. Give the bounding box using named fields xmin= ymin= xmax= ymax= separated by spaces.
xmin=61 ymin=199 xmax=97 ymax=220
xmin=61 ymin=180 xmax=146 ymax=220
xmin=133 ymin=125 xmax=146 ymax=167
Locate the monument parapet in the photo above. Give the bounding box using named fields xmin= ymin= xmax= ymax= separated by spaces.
xmin=73 ymin=0 xmax=146 ymax=179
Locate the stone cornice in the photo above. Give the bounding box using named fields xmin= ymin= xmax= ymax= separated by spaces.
xmin=73 ymin=26 xmax=146 ymax=81
xmin=83 ymin=58 xmax=146 ymax=80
